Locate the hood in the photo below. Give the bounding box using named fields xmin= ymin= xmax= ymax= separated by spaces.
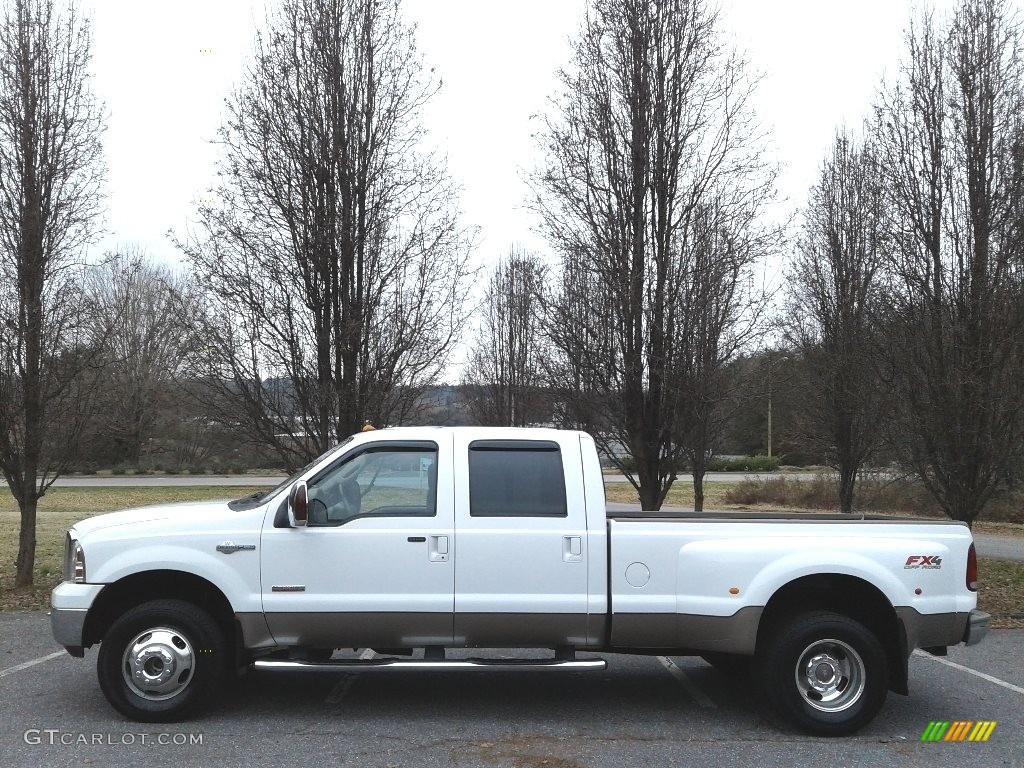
xmin=70 ymin=500 xmax=241 ymax=538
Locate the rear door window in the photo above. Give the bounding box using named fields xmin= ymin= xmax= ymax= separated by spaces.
xmin=468 ymin=440 xmax=567 ymax=517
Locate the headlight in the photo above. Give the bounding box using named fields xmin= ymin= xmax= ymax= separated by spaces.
xmin=63 ymin=533 xmax=86 ymax=583
xmin=72 ymin=542 xmax=86 ymax=583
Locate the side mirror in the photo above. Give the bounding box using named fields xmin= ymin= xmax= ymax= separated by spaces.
xmin=287 ymin=481 xmax=308 ymax=527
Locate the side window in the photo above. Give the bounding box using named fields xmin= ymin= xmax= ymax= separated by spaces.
xmin=307 ymin=444 xmax=438 ymax=526
xmin=468 ymin=440 xmax=567 ymax=517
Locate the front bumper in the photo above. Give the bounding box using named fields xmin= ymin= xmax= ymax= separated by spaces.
xmin=50 ymin=582 xmax=104 ymax=651
xmin=963 ymin=609 xmax=990 ymax=646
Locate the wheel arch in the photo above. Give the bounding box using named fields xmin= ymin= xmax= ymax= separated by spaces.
xmin=755 ymin=573 xmax=908 ymax=695
xmin=83 ymin=570 xmax=239 ymax=656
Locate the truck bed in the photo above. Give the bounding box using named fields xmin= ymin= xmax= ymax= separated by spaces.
xmin=605 ymin=513 xmax=975 ymax=652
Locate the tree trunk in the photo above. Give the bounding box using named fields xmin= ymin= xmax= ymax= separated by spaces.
xmin=636 ymin=450 xmax=662 ymax=511
xmin=837 ymin=466 xmax=856 ymax=514
xmin=693 ymin=454 xmax=706 ymax=513
xmin=637 ymin=481 xmax=662 ymax=513
xmin=14 ymin=493 xmax=37 ymax=587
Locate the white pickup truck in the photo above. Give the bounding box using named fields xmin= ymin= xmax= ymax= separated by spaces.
xmin=51 ymin=427 xmax=987 ymax=734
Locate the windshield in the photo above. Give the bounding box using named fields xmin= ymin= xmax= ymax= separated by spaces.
xmin=232 ymin=436 xmax=355 ymax=506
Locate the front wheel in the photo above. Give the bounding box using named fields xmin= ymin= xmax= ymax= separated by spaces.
xmin=756 ymin=611 xmax=888 ymax=736
xmin=97 ymin=599 xmax=226 ymax=722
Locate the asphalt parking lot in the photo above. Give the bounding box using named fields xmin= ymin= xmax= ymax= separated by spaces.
xmin=1 ymin=613 xmax=1021 ymax=768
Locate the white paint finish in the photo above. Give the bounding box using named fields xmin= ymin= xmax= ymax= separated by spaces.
xmin=260 ymin=433 xmax=456 ymax=624
xmin=79 ymin=504 xmax=268 ymax=613
xmin=452 ymin=430 xmax=591 ymax=632
xmin=579 ymin=433 xmax=610 ymax=623
xmin=87 ymin=542 xmax=263 ymax=614
xmin=657 ymin=656 xmax=716 ymax=708
xmin=0 ymin=651 xmax=65 ymax=679
xmin=609 ymin=518 xmax=976 ymax=618
xmin=913 ymin=650 xmax=1024 ymax=696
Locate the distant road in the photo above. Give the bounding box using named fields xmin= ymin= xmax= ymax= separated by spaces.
xmin=0 ymin=475 xmax=289 ymax=488
xmin=973 ymin=534 xmax=1024 ymax=562
xmin=604 ymin=472 xmax=824 ymax=483
xmin=0 ymin=471 xmax=823 ymax=488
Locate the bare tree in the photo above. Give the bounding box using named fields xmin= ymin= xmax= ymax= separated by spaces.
xmin=462 ymin=248 xmax=548 ymax=427
xmin=873 ymin=0 xmax=1024 ymax=526
xmin=83 ymin=250 xmax=197 ymax=467
xmin=676 ymin=199 xmax=777 ymax=511
xmin=535 ymin=0 xmax=778 ymax=510
xmin=177 ymin=0 xmax=473 ymax=470
xmin=785 ymin=133 xmax=887 ymax=512
xmin=0 ymin=0 xmax=105 ymax=587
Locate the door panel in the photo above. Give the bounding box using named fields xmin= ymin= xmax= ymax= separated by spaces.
xmin=452 ymin=435 xmax=589 ymax=646
xmin=260 ymin=438 xmax=455 ymax=648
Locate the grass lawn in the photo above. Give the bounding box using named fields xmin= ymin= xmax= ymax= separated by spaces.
xmin=603 ymin=481 xmax=737 ymax=508
xmin=978 ymin=559 xmax=1024 ymax=629
xmin=0 ymin=486 xmax=261 ymax=611
xmin=1 ymin=483 xmax=1021 ymax=629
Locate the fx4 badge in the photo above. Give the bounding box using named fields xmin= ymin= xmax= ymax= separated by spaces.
xmin=905 ymin=555 xmax=942 ymax=569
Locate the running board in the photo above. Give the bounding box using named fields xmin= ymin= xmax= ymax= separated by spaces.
xmin=253 ymin=657 xmax=606 ymax=673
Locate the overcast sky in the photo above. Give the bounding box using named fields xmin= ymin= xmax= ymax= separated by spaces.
xmin=85 ymin=0 xmax=982 ymax=271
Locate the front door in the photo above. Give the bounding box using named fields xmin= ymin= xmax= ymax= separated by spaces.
xmin=260 ymin=437 xmax=455 ymax=648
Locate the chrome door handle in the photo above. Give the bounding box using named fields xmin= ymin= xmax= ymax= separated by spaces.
xmin=563 ymin=536 xmax=583 ymax=563
xmin=429 ymin=535 xmax=449 ymax=562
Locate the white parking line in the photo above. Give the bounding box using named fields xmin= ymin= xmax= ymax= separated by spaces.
xmin=325 ymin=649 xmax=376 ymax=705
xmin=0 ymin=651 xmax=65 ymax=680
xmin=913 ymin=650 xmax=1024 ymax=696
xmin=656 ymin=656 xmax=716 ymax=708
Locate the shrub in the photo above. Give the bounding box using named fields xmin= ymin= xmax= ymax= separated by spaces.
xmin=708 ymin=455 xmax=782 ymax=472
xmin=614 ymin=456 xmax=636 ymax=473
xmin=722 ymin=474 xmax=1024 ymax=522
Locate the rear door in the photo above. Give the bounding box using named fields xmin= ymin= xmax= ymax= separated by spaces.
xmin=452 ymin=433 xmax=589 ymax=647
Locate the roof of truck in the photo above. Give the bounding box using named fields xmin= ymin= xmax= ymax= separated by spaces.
xmin=365 ymin=426 xmax=589 ymax=439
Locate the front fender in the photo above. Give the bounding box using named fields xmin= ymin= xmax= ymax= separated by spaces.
xmin=88 ymin=542 xmax=261 ymax=613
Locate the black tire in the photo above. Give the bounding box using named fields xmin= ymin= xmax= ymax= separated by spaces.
xmin=701 ymin=652 xmax=752 ymax=678
xmin=97 ymin=599 xmax=226 ymax=722
xmin=756 ymin=611 xmax=888 ymax=736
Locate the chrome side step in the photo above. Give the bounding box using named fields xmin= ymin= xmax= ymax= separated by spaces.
xmin=253 ymin=657 xmax=606 ymax=673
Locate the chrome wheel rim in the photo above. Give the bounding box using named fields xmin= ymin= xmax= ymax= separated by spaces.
xmin=794 ymin=638 xmax=865 ymax=713
xmin=121 ymin=627 xmax=195 ymax=701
